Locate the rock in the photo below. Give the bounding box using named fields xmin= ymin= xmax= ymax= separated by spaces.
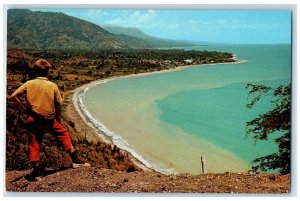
xmin=269 ymin=175 xmax=276 ymax=181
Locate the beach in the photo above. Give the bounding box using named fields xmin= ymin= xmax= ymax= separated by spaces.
xmin=66 ymin=59 xmax=249 ymax=174
xmin=63 ymin=87 xmax=151 ymax=171
xmin=65 ymin=64 xmax=204 ymax=172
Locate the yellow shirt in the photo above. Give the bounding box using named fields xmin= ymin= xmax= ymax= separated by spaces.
xmin=15 ymin=77 xmax=63 ymax=119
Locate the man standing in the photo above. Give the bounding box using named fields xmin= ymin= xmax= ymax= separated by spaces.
xmin=10 ymin=59 xmax=90 ymax=181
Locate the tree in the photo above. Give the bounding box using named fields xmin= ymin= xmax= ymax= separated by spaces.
xmin=245 ymin=83 xmax=291 ymax=174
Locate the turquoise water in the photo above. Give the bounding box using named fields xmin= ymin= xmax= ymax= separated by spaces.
xmin=81 ymin=44 xmax=291 ymax=173
xmin=156 ymin=80 xmax=287 ymax=163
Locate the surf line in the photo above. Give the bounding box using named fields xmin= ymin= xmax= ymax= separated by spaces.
xmin=72 ymin=79 xmax=176 ymax=174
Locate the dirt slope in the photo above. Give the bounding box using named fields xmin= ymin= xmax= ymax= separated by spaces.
xmin=6 ymin=167 xmax=290 ymax=194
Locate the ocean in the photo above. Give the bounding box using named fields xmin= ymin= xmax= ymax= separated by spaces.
xmin=79 ymin=44 xmax=291 ymax=174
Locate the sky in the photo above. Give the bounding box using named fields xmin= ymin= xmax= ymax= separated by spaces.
xmin=32 ymin=9 xmax=291 ymax=44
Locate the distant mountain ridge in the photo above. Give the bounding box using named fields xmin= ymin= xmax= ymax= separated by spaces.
xmin=7 ymin=9 xmax=199 ymax=50
xmin=102 ymin=25 xmax=200 ymax=47
xmin=102 ymin=25 xmax=152 ymax=39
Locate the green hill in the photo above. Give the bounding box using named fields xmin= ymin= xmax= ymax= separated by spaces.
xmin=7 ymin=9 xmax=153 ymax=50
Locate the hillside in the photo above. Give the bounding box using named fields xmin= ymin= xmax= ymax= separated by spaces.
xmin=102 ymin=24 xmax=200 ymax=48
xmin=7 ymin=9 xmax=201 ymax=50
xmin=7 ymin=9 xmax=153 ymax=50
xmin=6 ymin=167 xmax=290 ymax=193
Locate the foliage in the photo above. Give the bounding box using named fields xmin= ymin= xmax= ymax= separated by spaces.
xmin=7 ymin=49 xmax=234 ymax=91
xmin=245 ymin=83 xmax=291 ymax=174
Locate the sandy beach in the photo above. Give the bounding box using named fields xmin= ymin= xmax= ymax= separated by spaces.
xmin=64 ymin=64 xmax=206 ymax=171
xmin=65 ymin=64 xmax=198 ymax=172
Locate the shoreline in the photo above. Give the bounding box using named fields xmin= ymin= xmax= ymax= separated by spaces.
xmin=68 ymin=59 xmax=247 ymax=174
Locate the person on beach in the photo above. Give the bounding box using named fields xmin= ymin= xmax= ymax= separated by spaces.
xmin=10 ymin=59 xmax=90 ymax=181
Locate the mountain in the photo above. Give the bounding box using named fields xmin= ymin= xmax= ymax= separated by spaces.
xmin=102 ymin=25 xmax=201 ymax=48
xmin=7 ymin=9 xmax=154 ymax=50
xmin=7 ymin=9 xmax=203 ymax=50
xmin=102 ymin=25 xmax=152 ymax=39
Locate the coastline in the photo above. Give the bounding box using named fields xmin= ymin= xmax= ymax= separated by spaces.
xmin=67 ymin=59 xmax=247 ymax=174
xmin=6 ymin=45 xmax=291 ymax=193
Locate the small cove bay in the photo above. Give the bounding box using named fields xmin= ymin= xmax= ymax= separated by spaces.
xmin=80 ymin=45 xmax=291 ymax=174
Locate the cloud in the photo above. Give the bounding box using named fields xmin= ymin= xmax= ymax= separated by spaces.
xmin=104 ymin=17 xmax=123 ymax=25
xmin=87 ymin=10 xmax=108 ymax=19
xmin=104 ymin=10 xmax=157 ymax=28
